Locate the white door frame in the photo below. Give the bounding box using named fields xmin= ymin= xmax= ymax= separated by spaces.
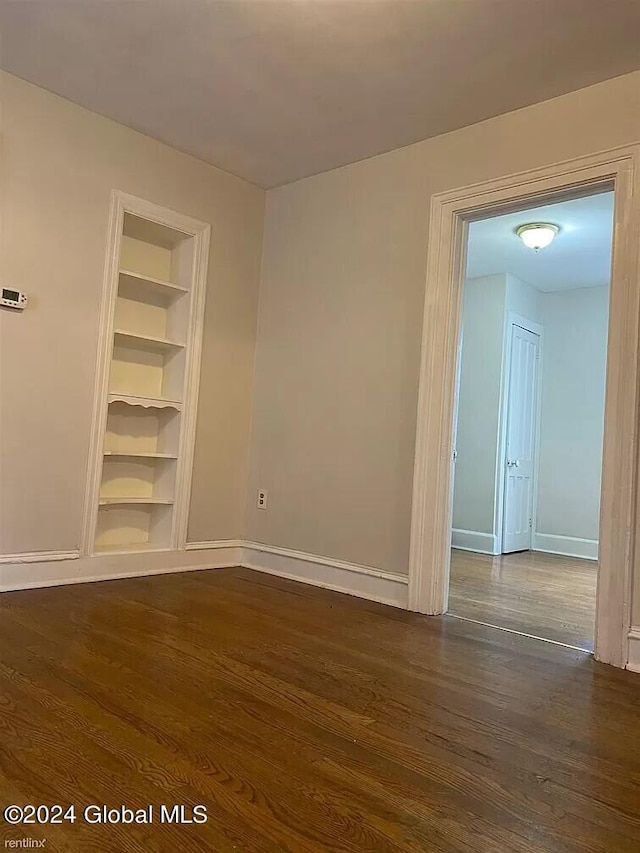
xmin=408 ymin=145 xmax=640 ymax=668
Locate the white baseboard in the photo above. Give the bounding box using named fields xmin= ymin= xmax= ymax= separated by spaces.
xmin=451 ymin=529 xmax=499 ymax=555
xmin=0 ymin=544 xmax=242 ymax=592
xmin=0 ymin=540 xmax=408 ymax=612
xmin=242 ymin=541 xmax=409 ymax=609
xmin=532 ymin=533 xmax=598 ymax=561
xmin=627 ymin=628 xmax=640 ymax=673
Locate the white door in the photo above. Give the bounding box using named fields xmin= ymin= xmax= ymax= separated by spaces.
xmin=452 ymin=330 xmax=463 ymax=466
xmin=450 ymin=331 xmax=463 ymax=545
xmin=502 ymin=324 xmax=540 ymax=553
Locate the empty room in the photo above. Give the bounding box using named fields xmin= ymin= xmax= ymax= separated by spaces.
xmin=1 ymin=2 xmax=640 ymax=851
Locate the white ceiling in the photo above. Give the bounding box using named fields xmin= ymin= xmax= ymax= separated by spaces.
xmin=1 ymin=1 xmax=640 ymax=188
xmin=466 ymin=191 xmax=614 ymax=292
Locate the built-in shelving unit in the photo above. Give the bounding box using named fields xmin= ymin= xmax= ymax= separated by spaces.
xmin=85 ymin=193 xmax=210 ymax=556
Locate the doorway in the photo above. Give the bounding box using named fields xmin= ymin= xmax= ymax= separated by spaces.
xmin=448 ymin=191 xmax=613 ymax=650
xmin=407 ymin=147 xmax=640 ymax=668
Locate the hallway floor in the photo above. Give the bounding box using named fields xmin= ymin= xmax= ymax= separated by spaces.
xmin=449 ymin=549 xmax=597 ymax=650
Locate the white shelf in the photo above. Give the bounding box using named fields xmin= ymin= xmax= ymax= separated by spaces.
xmin=94 ymin=542 xmax=172 ymax=555
xmin=103 ymin=451 xmax=178 ymax=459
xmin=119 ymin=269 xmax=188 ymax=298
xmin=114 ymin=328 xmax=186 ymax=352
xmin=122 ymin=214 xmax=189 ymax=250
xmin=98 ymin=497 xmax=174 ymax=506
xmin=108 ymin=393 xmax=182 ymax=410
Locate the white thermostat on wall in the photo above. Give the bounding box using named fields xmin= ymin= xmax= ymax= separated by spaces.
xmin=0 ymin=288 xmax=28 ymax=309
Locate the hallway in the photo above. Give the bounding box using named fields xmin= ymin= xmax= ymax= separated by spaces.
xmin=449 ymin=549 xmax=597 ymax=650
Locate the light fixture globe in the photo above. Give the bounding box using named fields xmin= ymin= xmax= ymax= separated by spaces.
xmin=516 ymin=222 xmax=559 ymax=251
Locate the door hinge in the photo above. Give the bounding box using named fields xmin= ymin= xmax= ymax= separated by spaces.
xmin=529 ymin=517 xmax=533 ymax=528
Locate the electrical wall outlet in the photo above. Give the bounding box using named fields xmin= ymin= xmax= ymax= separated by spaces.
xmin=257 ymin=489 xmax=268 ymax=510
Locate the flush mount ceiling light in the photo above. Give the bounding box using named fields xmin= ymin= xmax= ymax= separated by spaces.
xmin=516 ymin=222 xmax=559 ymax=251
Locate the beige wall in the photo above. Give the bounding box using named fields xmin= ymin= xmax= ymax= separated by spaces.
xmin=536 ymin=286 xmax=609 ymax=543
xmin=246 ymin=71 xmax=640 ymax=577
xmin=0 ymin=72 xmax=265 ymax=554
xmin=453 ymin=275 xmax=507 ymax=543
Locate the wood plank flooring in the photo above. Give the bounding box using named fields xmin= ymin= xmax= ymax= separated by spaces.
xmin=449 ymin=549 xmax=597 ymax=650
xmin=1 ymin=567 xmax=638 ymax=852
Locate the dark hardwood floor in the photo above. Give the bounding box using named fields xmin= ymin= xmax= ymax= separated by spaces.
xmin=1 ymin=567 xmax=638 ymax=852
xmin=449 ymin=549 xmax=597 ymax=650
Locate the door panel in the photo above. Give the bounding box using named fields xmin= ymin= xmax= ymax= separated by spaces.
xmin=502 ymin=324 xmax=540 ymax=553
xmin=450 ymin=331 xmax=463 ymax=545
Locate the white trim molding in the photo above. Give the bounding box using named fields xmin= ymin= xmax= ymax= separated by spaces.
xmin=0 ymin=544 xmax=241 ymax=593
xmin=243 ymin=542 xmax=409 ymax=609
xmin=532 ymin=533 xmax=598 ymax=561
xmin=185 ymin=539 xmax=243 ymax=551
xmin=627 ymin=629 xmax=640 ymax=673
xmin=0 ymin=550 xmax=80 ymax=565
xmin=451 ymin=530 xmax=499 ymax=555
xmin=409 ymin=144 xmax=640 ymax=669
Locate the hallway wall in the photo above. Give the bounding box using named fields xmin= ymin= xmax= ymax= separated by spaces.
xmin=534 ymin=286 xmax=609 ymax=558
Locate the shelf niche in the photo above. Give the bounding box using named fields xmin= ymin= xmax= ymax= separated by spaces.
xmin=109 ymin=339 xmax=185 ymax=402
xmin=99 ymin=456 xmax=177 ymax=502
xmin=95 ymin=503 xmax=173 ymax=553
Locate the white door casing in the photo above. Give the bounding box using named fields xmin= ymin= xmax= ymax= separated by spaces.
xmin=408 ymin=145 xmax=640 ymax=669
xmin=502 ymin=325 xmax=540 ymax=553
